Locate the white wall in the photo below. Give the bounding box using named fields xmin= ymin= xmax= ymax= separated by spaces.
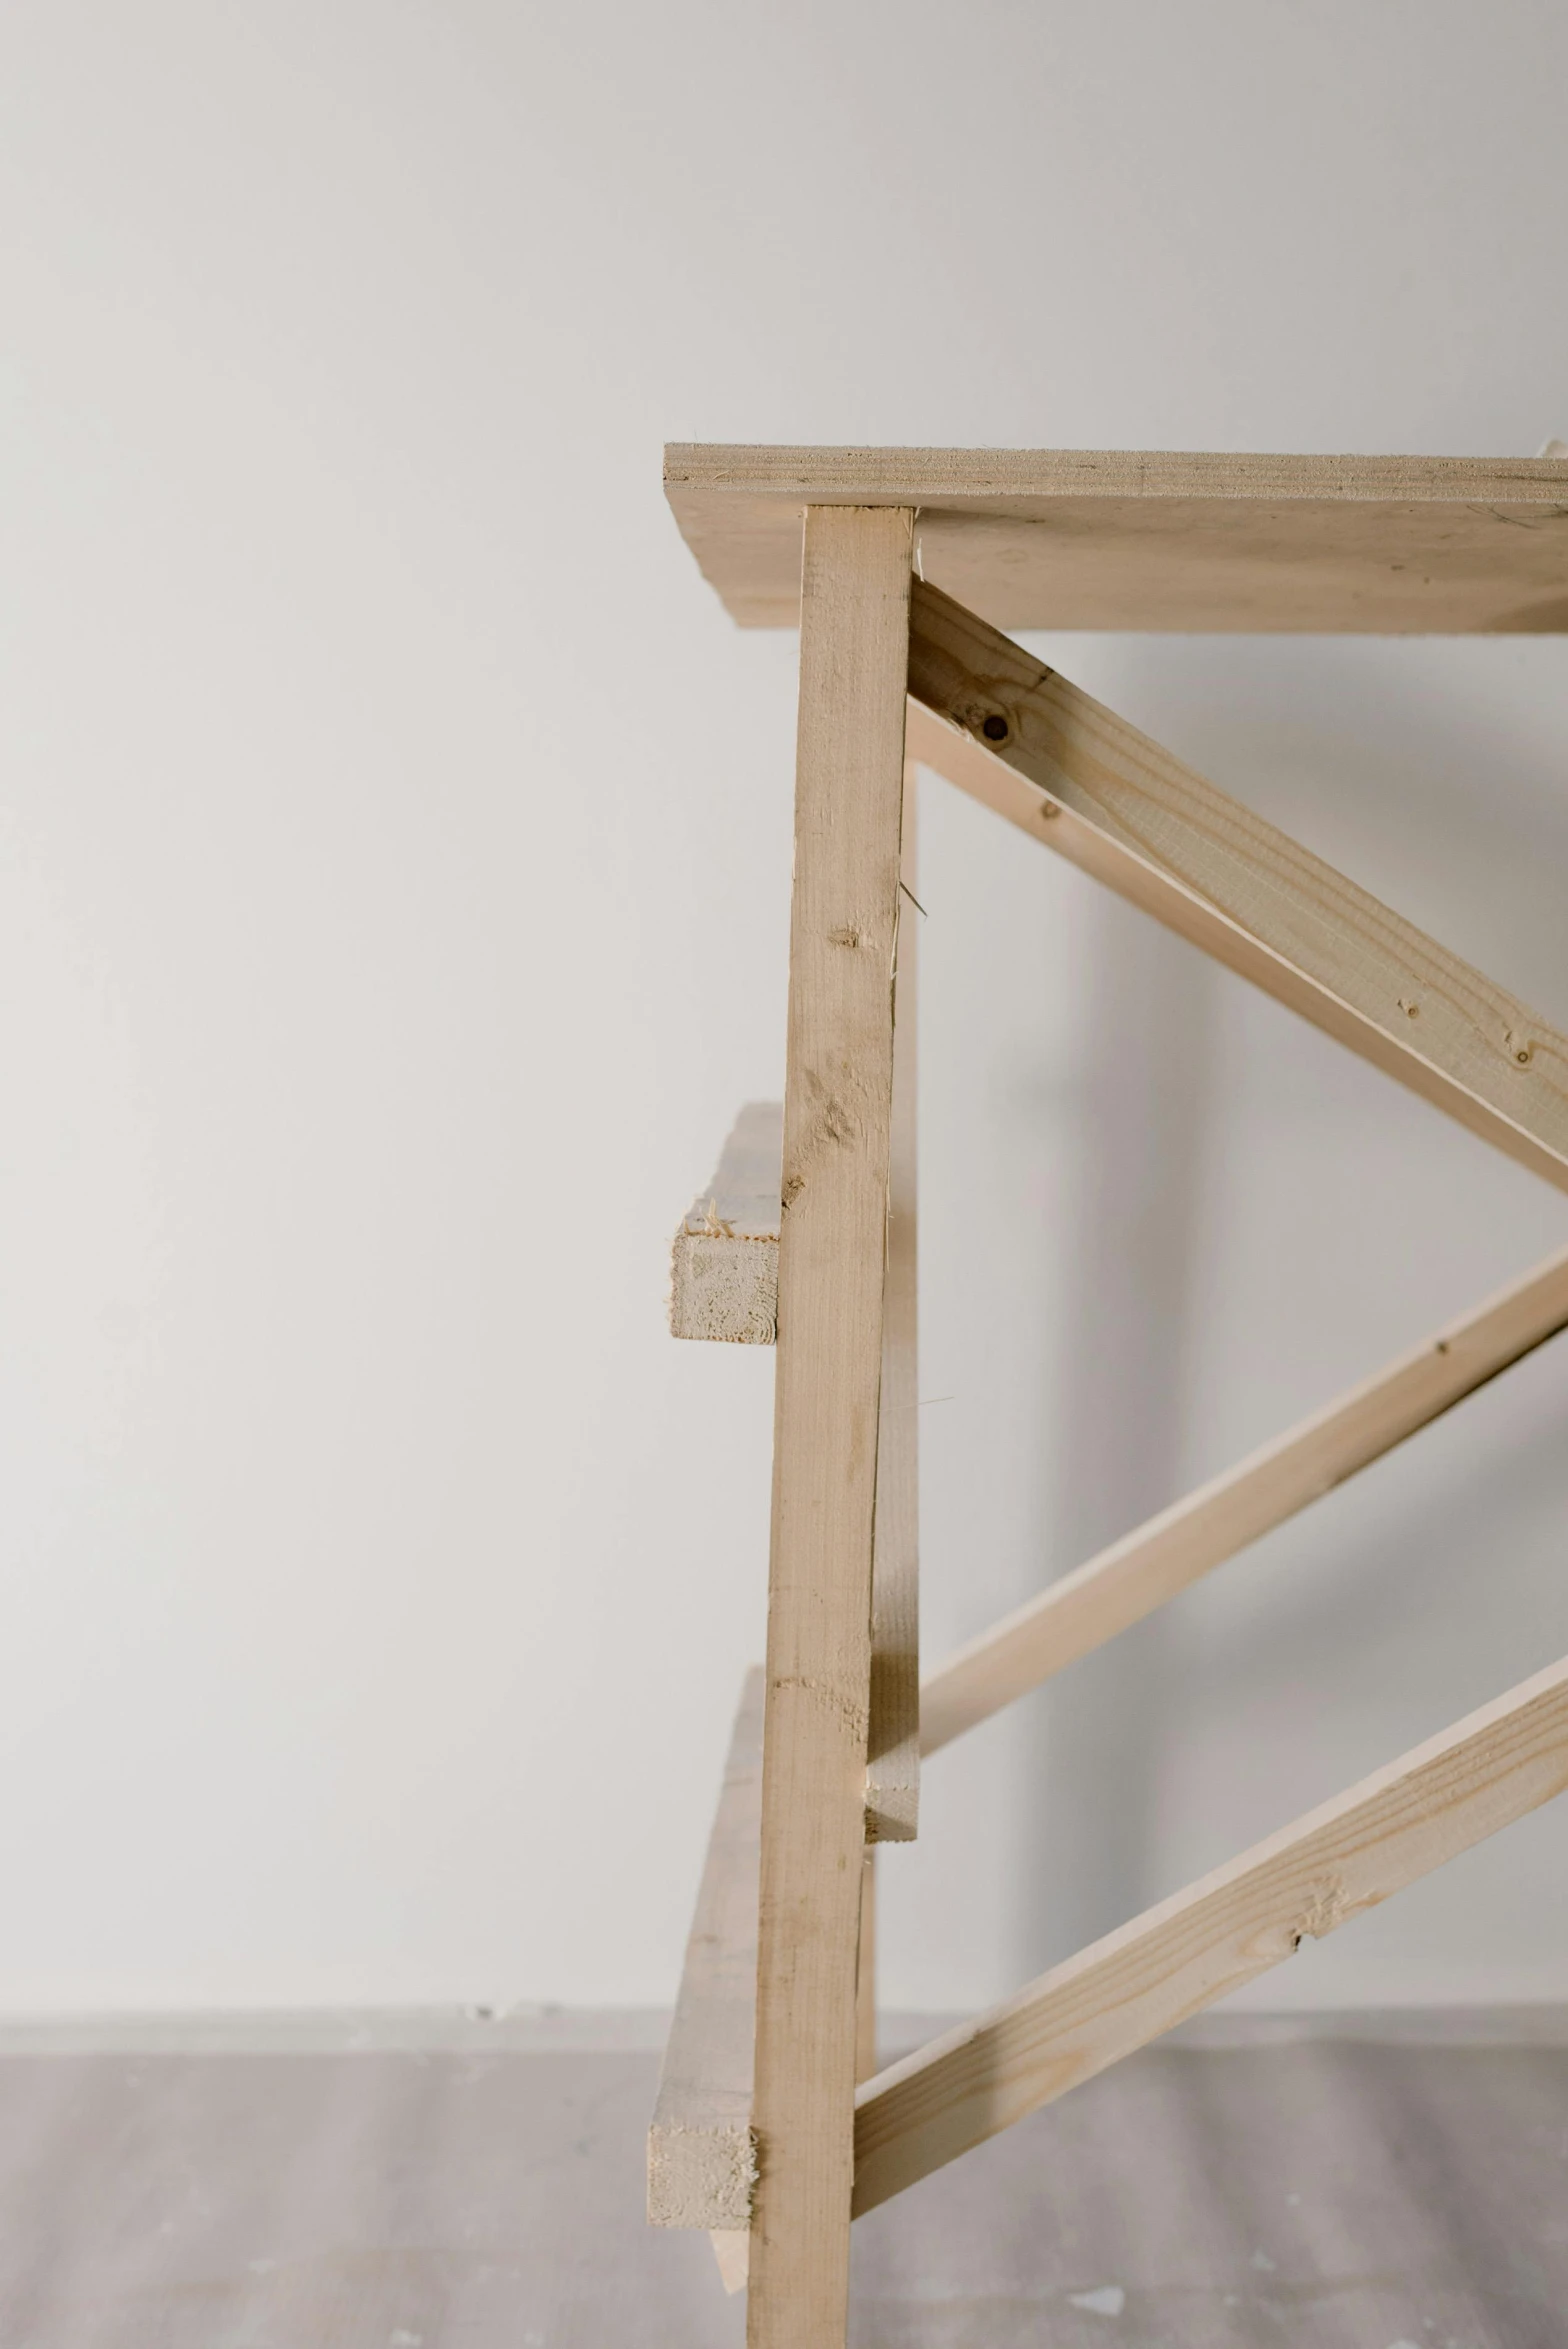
xmin=0 ymin=0 xmax=1564 ymax=2014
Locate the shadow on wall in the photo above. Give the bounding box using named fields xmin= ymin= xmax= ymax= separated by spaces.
xmin=1091 ymin=631 xmax=1568 ymax=1020
xmin=1013 ymin=883 xmax=1214 ymax=1975
xmin=984 ymin=628 xmax=1568 ymax=1983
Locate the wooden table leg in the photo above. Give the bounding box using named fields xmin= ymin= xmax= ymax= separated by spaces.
xmin=747 ymin=503 xmax=913 ymax=2349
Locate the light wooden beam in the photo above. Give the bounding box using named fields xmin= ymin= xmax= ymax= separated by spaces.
xmin=905 ymin=581 xmax=1568 ymax=1195
xmin=920 ymin=1244 xmax=1568 ymax=1754
xmin=748 ymin=505 xmax=913 ymax=2348
xmin=709 ymin=2229 xmax=750 ymax=2295
xmin=855 ymin=1648 xmax=1568 ymax=2214
xmin=647 ymin=1667 xmax=762 ymax=2234
xmin=855 ymin=1849 xmax=878 ymax=2084
xmin=866 ymin=758 xmax=921 ymax=1842
xmin=665 ymin=445 xmax=1568 ymax=633
xmin=665 ymin=1072 xmax=918 ymax=1836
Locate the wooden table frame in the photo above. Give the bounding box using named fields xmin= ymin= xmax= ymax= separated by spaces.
xmin=648 ymin=448 xmax=1568 ymax=2347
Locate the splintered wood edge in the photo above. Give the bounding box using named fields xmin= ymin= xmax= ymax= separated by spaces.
xmin=670 ymin=1101 xmax=782 ymax=1344
xmin=648 ymin=1666 xmax=763 ymax=2230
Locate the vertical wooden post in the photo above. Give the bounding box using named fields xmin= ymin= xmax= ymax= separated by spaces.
xmin=866 ymin=757 xmax=921 ymax=1841
xmin=855 ymin=1848 xmax=878 ymax=2083
xmin=747 ymin=504 xmax=913 ymax=2348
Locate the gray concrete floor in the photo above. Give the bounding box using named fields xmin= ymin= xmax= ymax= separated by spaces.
xmin=0 ymin=2012 xmax=1565 ymax=2346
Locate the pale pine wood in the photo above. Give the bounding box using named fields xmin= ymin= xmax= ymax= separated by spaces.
xmin=647 ymin=1668 xmax=763 ymax=2231
xmin=855 ymin=1849 xmax=878 ymax=2085
xmin=665 ymin=445 xmax=1568 ymax=633
xmin=748 ymin=505 xmax=913 ymax=2348
xmin=866 ymin=760 xmax=921 ymax=1841
xmin=854 ymin=1650 xmax=1568 ymax=2214
xmin=920 ymin=1243 xmax=1568 ymax=1753
xmin=670 ymin=1101 xmax=782 ymax=1344
xmin=905 ymin=583 xmax=1568 ymax=1194
xmin=665 ymin=1068 xmax=919 ymax=1828
xmin=710 ymin=2229 xmax=749 ymax=2295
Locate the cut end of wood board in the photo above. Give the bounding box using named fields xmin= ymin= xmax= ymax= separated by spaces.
xmin=648 ymin=1667 xmax=763 ymax=2231
xmin=669 ymin=1102 xmax=782 ymax=1344
xmin=646 ymin=2120 xmax=757 ymax=2231
xmin=670 ymin=1231 xmax=778 ymax=1344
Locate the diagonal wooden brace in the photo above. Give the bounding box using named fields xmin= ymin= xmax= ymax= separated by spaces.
xmin=920 ymin=1242 xmax=1568 ymax=1752
xmin=905 ymin=579 xmax=1568 ymax=1192
xmin=856 ymin=1647 xmax=1568 ymax=2213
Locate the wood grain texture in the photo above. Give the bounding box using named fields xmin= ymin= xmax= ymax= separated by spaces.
xmin=665 ymin=445 xmax=1568 ymax=633
xmin=665 ymin=1069 xmax=918 ymax=1825
xmin=748 ymin=506 xmax=913 ymax=2348
xmin=921 ymin=1244 xmax=1568 ymax=1753
xmin=855 ymin=1650 xmax=1568 ymax=2214
xmin=855 ymin=1850 xmax=878 ymax=2085
xmin=905 ymin=583 xmax=1568 ymax=1194
xmin=866 ymin=761 xmax=920 ymax=1841
xmin=647 ymin=1668 xmax=763 ymax=2230
xmin=670 ymin=1102 xmax=782 ymax=1344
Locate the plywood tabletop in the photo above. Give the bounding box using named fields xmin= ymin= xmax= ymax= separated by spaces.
xmin=664 ymin=445 xmax=1568 ymax=634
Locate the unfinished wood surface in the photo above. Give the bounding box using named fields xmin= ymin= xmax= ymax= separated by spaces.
xmin=921 ymin=1243 xmax=1568 ymax=1753
xmin=906 ymin=582 xmax=1568 ymax=1195
xmin=709 ymin=2229 xmax=749 ymax=2296
xmin=866 ymin=760 xmax=920 ymax=1842
xmin=665 ymin=445 xmax=1568 ymax=633
xmin=748 ymin=505 xmax=913 ymax=2348
xmin=856 ymin=1850 xmax=878 ymax=2085
xmin=855 ymin=1649 xmax=1568 ymax=2214
xmin=670 ymin=1102 xmax=782 ymax=1344
xmin=647 ymin=1667 xmax=763 ymax=2232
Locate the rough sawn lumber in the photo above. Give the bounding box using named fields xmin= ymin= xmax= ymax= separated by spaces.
xmin=647 ymin=1666 xmax=762 ymax=2233
xmin=669 ymin=1102 xmax=781 ymax=1344
xmin=748 ymin=505 xmax=912 ymax=2346
xmin=866 ymin=758 xmax=920 ymax=1844
xmin=920 ymin=1242 xmax=1568 ymax=1752
xmin=905 ymin=580 xmax=1568 ymax=1195
xmin=666 ymin=1082 xmax=920 ymax=1843
xmin=855 ymin=1647 xmax=1568 ymax=2213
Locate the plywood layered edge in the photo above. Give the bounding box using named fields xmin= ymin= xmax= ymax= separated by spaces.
xmin=665 ymin=445 xmax=1568 ymax=633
